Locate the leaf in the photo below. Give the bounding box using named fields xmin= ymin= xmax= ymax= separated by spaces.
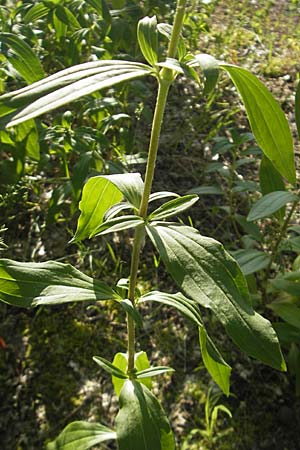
xmin=296 ymin=80 xmax=300 ymax=141
xmin=187 ymin=185 xmax=223 ymax=195
xmin=46 ymin=421 xmax=116 ymax=450
xmin=112 ymin=352 xmax=152 ymax=397
xmin=0 ymin=32 xmax=45 ymax=84
xmin=0 ymin=259 xmax=119 ymax=307
xmin=93 ymin=215 xmax=144 ymax=236
xmin=146 ymin=223 xmax=286 ymax=371
xmin=120 ymin=299 xmax=143 ymax=327
xmin=268 ymin=300 xmax=300 ymax=330
xmin=72 ymin=173 xmax=144 ymax=242
xmin=157 ymin=58 xmax=184 ymax=74
xmin=140 ymin=291 xmax=231 ymax=395
xmin=157 ymin=23 xmax=185 ymax=60
xmin=259 ymin=155 xmax=286 ymax=221
xmin=247 ymin=191 xmax=299 ymax=222
xmin=273 ymin=322 xmax=300 ymax=345
xmin=149 ymin=192 xmax=179 ymax=202
xmin=24 ymin=3 xmax=49 ymax=23
xmin=0 ymin=61 xmax=151 ymax=125
xmin=148 ymin=195 xmax=198 ymax=221
xmin=232 ymin=249 xmax=271 ymax=276
xmin=234 ymin=214 xmax=262 ymax=242
xmin=270 ymin=272 xmax=300 ymax=296
xmin=93 ymin=356 xmax=128 ymax=379
xmin=188 ymin=53 xmax=219 ymax=95
xmin=220 ymin=64 xmax=296 ymax=184
xmin=86 ymin=0 xmax=111 ymax=24
xmin=116 ymin=380 xmax=175 ymax=450
xmin=137 ymin=16 xmax=158 ymax=66
xmin=136 ymin=366 xmax=174 ymax=379
xmin=198 ymin=327 xmax=231 ymax=396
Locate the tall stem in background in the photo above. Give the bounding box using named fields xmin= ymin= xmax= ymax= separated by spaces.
xmin=126 ymin=0 xmax=187 ymax=372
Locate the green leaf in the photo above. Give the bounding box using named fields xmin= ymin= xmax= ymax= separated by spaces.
xmin=55 ymin=5 xmax=81 ymax=30
xmin=24 ymin=3 xmax=49 ymax=23
xmin=116 ymin=380 xmax=175 ymax=450
xmin=296 ymin=80 xmax=300 ymax=141
xmin=0 ymin=61 xmax=151 ymax=125
xmin=137 ymin=16 xmax=158 ymax=66
xmin=140 ymin=291 xmax=231 ymax=395
xmin=93 ymin=215 xmax=144 ymax=236
xmin=232 ymin=249 xmax=271 ymax=275
xmin=86 ymin=0 xmax=111 ymax=24
xmin=93 ymin=355 xmax=128 ymax=379
xmin=120 ymin=299 xmax=143 ymax=327
xmin=157 ymin=58 xmax=184 ymax=74
xmin=136 ymin=366 xmax=174 ymax=379
xmin=187 ymin=185 xmax=223 ymax=195
xmin=273 ymin=322 xmax=300 ymax=345
xmin=247 ymin=191 xmax=299 ymax=222
xmin=188 ymin=53 xmax=219 ymax=95
xmin=0 ymin=32 xmax=45 ymax=84
xmin=72 ymin=173 xmax=144 ymax=242
xmin=0 ymin=259 xmax=118 ymax=307
xmin=269 ymin=300 xmax=300 ymax=330
xmin=46 ymin=421 xmax=116 ymax=450
xmin=199 ymin=327 xmax=231 ymax=396
xmin=112 ymin=352 xmax=151 ymax=397
xmin=234 ymin=214 xmax=262 ymax=242
xmin=148 ymin=195 xmax=198 ymax=221
xmin=220 ymin=64 xmax=296 ymax=184
xmin=270 ymin=272 xmax=300 ymax=296
xmin=259 ymin=155 xmax=286 ymax=221
xmin=146 ymin=223 xmax=286 ymax=371
xmin=157 ymin=23 xmax=185 ymax=60
xmin=149 ymin=192 xmax=179 ymax=202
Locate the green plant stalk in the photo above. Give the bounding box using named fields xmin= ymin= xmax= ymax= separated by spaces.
xmin=262 ymin=200 xmax=298 ymax=303
xmin=126 ymin=0 xmax=187 ymax=373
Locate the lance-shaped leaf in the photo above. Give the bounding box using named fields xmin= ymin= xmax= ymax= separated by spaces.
xmin=116 ymin=380 xmax=175 ymax=450
xmin=268 ymin=300 xmax=300 ymax=330
xmin=140 ymin=291 xmax=231 ymax=395
xmin=0 ymin=259 xmax=119 ymax=307
xmin=138 ymin=16 xmax=158 ymax=66
xmin=247 ymin=191 xmax=299 ymax=222
xmin=148 ymin=194 xmax=198 ymax=221
xmin=72 ymin=173 xmax=144 ymax=242
xmin=0 ymin=32 xmax=45 ymax=84
xmin=46 ymin=421 xmax=116 ymax=450
xmin=187 ymin=53 xmax=219 ymax=95
xmin=146 ymin=223 xmax=286 ymax=371
xmin=136 ymin=366 xmax=174 ymax=379
xmin=93 ymin=215 xmax=144 ymax=236
xmin=157 ymin=23 xmax=186 ymax=60
xmin=93 ymin=356 xmax=128 ymax=379
xmin=220 ymin=63 xmax=296 ymax=185
xmin=259 ymin=155 xmax=286 ymax=222
xmin=0 ymin=60 xmax=152 ymax=125
xmin=232 ymin=249 xmax=271 ymax=276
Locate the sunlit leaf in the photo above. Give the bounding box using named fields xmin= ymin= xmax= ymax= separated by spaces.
xmin=93 ymin=355 xmax=128 ymax=379
xmin=46 ymin=421 xmax=116 ymax=450
xmin=116 ymin=380 xmax=175 ymax=450
xmin=188 ymin=53 xmax=219 ymax=95
xmin=93 ymin=215 xmax=144 ymax=236
xmin=220 ymin=64 xmax=296 ymax=184
xmin=259 ymin=155 xmax=286 ymax=221
xmin=148 ymin=194 xmax=198 ymax=221
xmin=112 ymin=352 xmax=151 ymax=397
xmin=0 ymin=32 xmax=45 ymax=84
xmin=296 ymin=80 xmax=300 ymax=141
xmin=140 ymin=291 xmax=231 ymax=395
xmin=72 ymin=173 xmax=144 ymax=242
xmin=0 ymin=259 xmax=119 ymax=307
xmin=138 ymin=16 xmax=158 ymax=66
xmin=136 ymin=366 xmax=174 ymax=379
xmin=146 ymin=223 xmax=286 ymax=371
xmin=0 ymin=61 xmax=152 ymax=125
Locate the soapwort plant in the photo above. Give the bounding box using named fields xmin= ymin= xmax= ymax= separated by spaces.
xmin=0 ymin=1 xmax=297 ymax=448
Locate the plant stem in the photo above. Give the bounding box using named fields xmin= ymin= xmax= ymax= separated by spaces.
xmin=126 ymin=0 xmax=187 ymax=373
xmin=262 ymin=200 xmax=298 ymax=304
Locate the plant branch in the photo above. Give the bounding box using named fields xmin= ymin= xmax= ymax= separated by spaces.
xmin=126 ymin=0 xmax=188 ymax=372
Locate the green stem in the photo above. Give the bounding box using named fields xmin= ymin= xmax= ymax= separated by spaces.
xmin=126 ymin=0 xmax=187 ymax=373
xmin=262 ymin=200 xmax=298 ymax=304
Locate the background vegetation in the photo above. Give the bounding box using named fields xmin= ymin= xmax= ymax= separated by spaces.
xmin=0 ymin=0 xmax=300 ymax=448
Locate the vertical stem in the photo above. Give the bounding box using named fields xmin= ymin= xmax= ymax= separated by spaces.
xmin=126 ymin=0 xmax=187 ymax=373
